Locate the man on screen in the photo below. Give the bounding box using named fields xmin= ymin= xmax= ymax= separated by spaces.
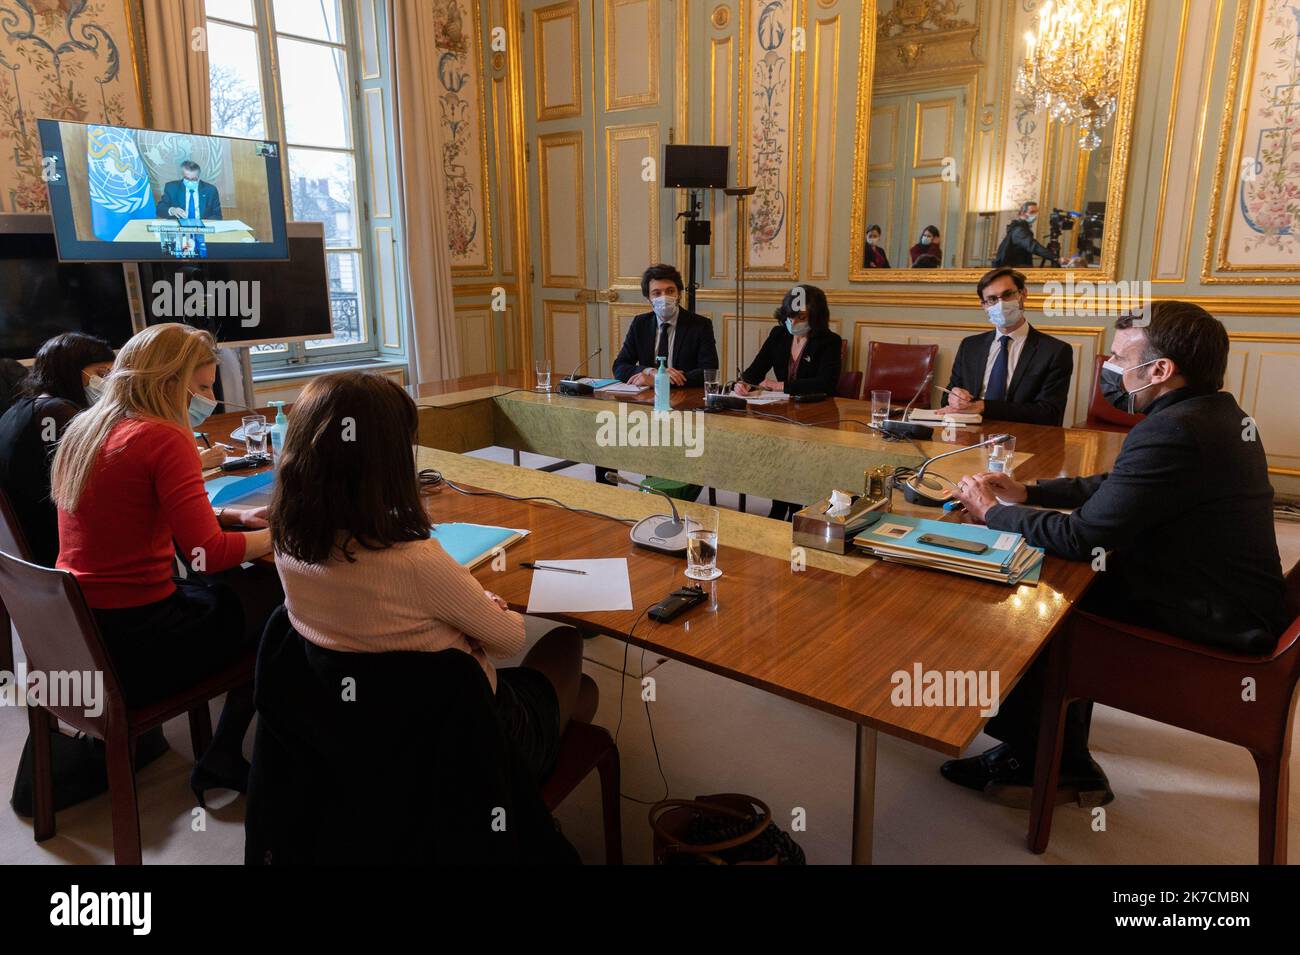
xmin=156 ymin=160 xmax=222 ymax=221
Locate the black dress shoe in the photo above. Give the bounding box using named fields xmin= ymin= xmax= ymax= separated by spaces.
xmin=940 ymin=744 xmax=1114 ymax=809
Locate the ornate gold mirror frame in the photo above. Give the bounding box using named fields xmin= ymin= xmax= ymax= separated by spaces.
xmin=847 ymin=0 xmax=1147 ymax=284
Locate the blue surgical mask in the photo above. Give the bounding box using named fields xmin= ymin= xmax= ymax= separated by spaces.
xmin=785 ymin=317 xmax=810 ymax=337
xmin=187 ymin=390 xmax=217 ymax=427
xmin=84 ymin=375 xmax=106 ymax=405
xmin=185 ymin=179 xmax=198 ymax=191
xmin=920 ymin=235 xmax=932 ymax=246
xmin=986 ymin=299 xmax=1022 ymax=328
xmin=651 ymin=297 xmax=678 ymax=321
xmin=1025 ymin=214 xmax=1037 ymax=224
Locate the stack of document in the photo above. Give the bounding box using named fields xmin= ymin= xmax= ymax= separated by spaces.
xmin=730 ymin=390 xmax=789 ymax=404
xmin=906 ymin=409 xmax=982 ymax=424
xmin=430 ymin=522 xmax=529 ymax=569
xmin=853 ymin=514 xmax=1043 ymax=585
xmin=595 ymin=381 xmax=644 ymax=394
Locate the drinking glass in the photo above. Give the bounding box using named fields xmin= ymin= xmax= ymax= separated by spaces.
xmin=870 ymin=390 xmax=891 ymax=429
xmin=684 ymin=506 xmax=721 ymax=581
xmin=534 ymin=359 xmax=552 ymax=393
xmin=242 ymin=415 xmax=267 ymax=457
xmin=702 ymin=368 xmax=723 ymax=398
xmin=985 ymin=434 xmax=1017 ymax=473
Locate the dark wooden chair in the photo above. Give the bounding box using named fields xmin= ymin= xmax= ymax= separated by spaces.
xmin=1082 ymin=353 xmax=1145 ymax=432
xmin=0 ymin=548 xmax=251 ymax=865
xmin=1028 ymin=562 xmax=1300 ymax=864
xmin=540 ymin=720 xmax=623 ymax=864
xmin=863 ymin=341 xmax=939 ymax=404
xmin=835 ymin=338 xmax=862 ymax=399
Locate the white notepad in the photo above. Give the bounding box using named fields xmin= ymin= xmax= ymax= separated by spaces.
xmin=525 ymin=558 xmax=633 ymax=613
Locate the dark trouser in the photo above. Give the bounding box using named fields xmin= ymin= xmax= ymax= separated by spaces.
xmin=768 ymin=500 xmax=799 ymax=521
xmin=94 ymin=565 xmax=284 ymax=765
xmin=982 ymin=573 xmax=1145 ymax=768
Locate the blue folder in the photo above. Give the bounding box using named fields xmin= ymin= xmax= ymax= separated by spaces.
xmin=429 ymin=522 xmax=527 ymax=568
xmin=206 ymin=469 xmax=275 ymax=507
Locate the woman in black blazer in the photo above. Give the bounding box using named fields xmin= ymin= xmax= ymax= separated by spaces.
xmin=736 ymin=284 xmax=842 ymax=520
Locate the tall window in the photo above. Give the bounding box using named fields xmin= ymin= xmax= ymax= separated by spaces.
xmin=204 ymin=0 xmax=372 ymax=364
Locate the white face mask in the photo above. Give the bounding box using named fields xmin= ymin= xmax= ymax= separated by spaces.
xmin=919 ymin=234 xmax=932 ymax=246
xmin=867 ymin=235 xmax=878 ymax=246
xmin=1025 ymin=213 xmax=1037 ymax=224
xmin=986 ymin=298 xmax=1022 ymax=328
xmin=1101 ymin=356 xmax=1162 ymax=412
xmin=651 ymin=296 xmax=678 ymax=321
xmin=84 ymin=375 xmax=106 ymax=405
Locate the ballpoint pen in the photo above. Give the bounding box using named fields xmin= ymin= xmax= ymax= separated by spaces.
xmin=520 ymin=562 xmax=588 ymax=575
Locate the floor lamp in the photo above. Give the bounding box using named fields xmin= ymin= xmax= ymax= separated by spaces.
xmin=724 ymin=185 xmax=756 ymax=384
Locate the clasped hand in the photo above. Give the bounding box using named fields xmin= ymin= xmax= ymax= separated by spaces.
xmin=949 ymin=471 xmax=1027 ymax=523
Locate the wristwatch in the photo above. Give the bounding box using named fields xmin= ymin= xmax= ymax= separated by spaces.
xmin=215 ymin=506 xmax=228 ymax=526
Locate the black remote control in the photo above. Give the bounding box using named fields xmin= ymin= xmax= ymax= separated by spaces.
xmin=648 ymin=585 xmax=707 ymax=622
xmin=794 ymin=392 xmax=827 ymax=403
xmin=220 ymin=454 xmax=268 ymax=471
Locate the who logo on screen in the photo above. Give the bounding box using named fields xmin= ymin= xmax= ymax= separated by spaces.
xmin=87 ymin=126 xmax=154 ymax=241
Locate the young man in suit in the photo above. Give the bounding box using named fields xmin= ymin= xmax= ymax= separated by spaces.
xmin=944 ymin=301 xmax=1287 ymax=806
xmin=612 ymin=263 xmax=719 ymax=388
xmin=156 ymin=160 xmax=223 ymax=221
xmin=941 ymin=267 xmax=1073 ymax=426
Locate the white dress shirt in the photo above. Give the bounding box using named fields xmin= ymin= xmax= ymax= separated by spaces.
xmin=981 ymin=319 xmax=1031 ymax=395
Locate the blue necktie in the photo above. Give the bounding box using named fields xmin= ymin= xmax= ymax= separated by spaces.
xmin=985 ymin=335 xmax=1011 ymax=402
xmin=187 ymin=188 xmax=197 ymax=219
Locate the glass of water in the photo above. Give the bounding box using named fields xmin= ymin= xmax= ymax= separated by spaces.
xmin=703 ymin=368 xmax=723 ymax=399
xmin=684 ymin=506 xmax=721 ymax=581
xmin=985 ymin=434 xmax=1017 ymax=473
xmin=870 ymin=390 xmax=891 ymax=429
xmin=535 ymin=358 xmax=552 ymax=393
xmin=242 ymin=415 xmax=267 ymax=457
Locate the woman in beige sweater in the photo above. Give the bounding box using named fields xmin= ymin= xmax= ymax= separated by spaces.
xmin=270 ymin=372 xmax=596 ymax=783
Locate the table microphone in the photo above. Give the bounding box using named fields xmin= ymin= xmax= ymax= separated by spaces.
xmin=559 ymin=347 xmax=603 ymax=395
xmin=610 ymin=474 xmax=689 ymax=555
xmin=879 ymin=372 xmax=935 ymax=440
xmin=901 ymin=432 xmax=1013 ymax=506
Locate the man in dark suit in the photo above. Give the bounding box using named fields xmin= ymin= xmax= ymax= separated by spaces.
xmin=992 ymin=200 xmax=1059 ymax=268
xmin=156 ymin=160 xmax=223 ymax=220
xmin=943 ymin=301 xmax=1287 ymax=805
xmin=612 ymin=263 xmax=718 ymax=387
xmin=941 ymin=267 xmax=1073 ymax=426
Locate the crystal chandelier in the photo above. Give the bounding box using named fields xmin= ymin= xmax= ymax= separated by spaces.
xmin=1015 ymin=0 xmax=1128 ymax=150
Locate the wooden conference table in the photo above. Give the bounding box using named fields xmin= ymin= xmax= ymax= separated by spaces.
xmin=209 ymin=374 xmax=1125 ymax=863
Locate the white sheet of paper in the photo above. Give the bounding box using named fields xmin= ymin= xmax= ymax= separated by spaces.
xmin=596 ymin=381 xmax=644 ymax=394
xmin=526 ymin=558 xmax=633 ymax=613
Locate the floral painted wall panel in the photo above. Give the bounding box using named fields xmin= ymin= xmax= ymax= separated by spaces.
xmin=432 ymin=0 xmax=492 ymax=275
xmin=0 ymin=0 xmax=144 ymax=213
xmin=742 ymin=0 xmax=801 ymax=276
xmin=1222 ymin=0 xmax=1300 ymax=268
xmin=996 ymin=0 xmax=1048 ymax=237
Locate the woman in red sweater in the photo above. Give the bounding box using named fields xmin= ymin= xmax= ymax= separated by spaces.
xmin=51 ymin=323 xmax=282 ymax=804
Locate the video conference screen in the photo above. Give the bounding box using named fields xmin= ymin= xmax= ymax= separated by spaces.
xmin=37 ymin=119 xmax=288 ymax=262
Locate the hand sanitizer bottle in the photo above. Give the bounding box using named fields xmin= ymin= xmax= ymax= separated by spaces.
xmin=654 ymin=357 xmax=670 ymax=412
xmin=267 ymin=400 xmax=288 ymax=462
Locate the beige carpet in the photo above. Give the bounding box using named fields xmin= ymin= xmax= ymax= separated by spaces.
xmin=1 ymin=452 xmax=1295 ymax=865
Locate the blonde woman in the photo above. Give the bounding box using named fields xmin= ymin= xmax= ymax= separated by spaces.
xmin=51 ymin=323 xmax=282 ymax=805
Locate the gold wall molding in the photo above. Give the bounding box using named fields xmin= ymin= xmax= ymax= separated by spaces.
xmin=605 ymin=123 xmax=661 ymax=284
xmin=533 ymin=0 xmax=583 ymax=121
xmin=543 ymin=299 xmax=589 ymax=370
xmin=605 ymin=0 xmax=661 ymax=111
xmin=537 ymin=130 xmax=588 ymax=288
xmin=807 ymin=14 xmax=842 ymax=280
xmin=1200 ymin=0 xmax=1300 ymax=282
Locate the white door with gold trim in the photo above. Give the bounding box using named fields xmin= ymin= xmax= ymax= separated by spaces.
xmin=520 ymin=0 xmax=682 ymax=380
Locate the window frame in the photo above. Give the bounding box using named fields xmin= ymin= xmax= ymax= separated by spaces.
xmin=204 ymin=0 xmax=381 ymax=369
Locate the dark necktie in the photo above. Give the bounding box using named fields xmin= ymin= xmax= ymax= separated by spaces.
xmin=187 ymin=188 xmax=197 ymax=219
xmin=656 ymin=322 xmax=670 ymax=363
xmin=985 ymin=335 xmax=1011 ymax=402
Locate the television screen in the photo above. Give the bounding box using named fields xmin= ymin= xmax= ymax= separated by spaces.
xmin=663 ymin=145 xmax=730 ymax=189
xmin=136 ymin=222 xmax=332 ymax=348
xmin=37 ymin=119 xmax=288 ymax=262
xmin=0 ymin=215 xmax=137 ymax=361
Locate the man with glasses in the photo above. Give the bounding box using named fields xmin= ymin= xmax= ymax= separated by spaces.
xmin=940 ymin=267 xmax=1073 ymax=425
